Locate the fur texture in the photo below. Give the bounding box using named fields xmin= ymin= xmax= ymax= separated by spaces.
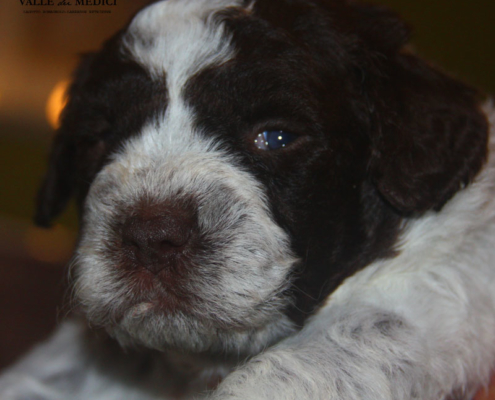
xmin=1 ymin=0 xmax=494 ymax=399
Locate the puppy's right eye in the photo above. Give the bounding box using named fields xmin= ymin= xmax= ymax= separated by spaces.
xmin=254 ymin=131 xmax=297 ymax=151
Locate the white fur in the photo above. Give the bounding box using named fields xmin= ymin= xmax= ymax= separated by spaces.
xmin=124 ymin=0 xmax=243 ymax=85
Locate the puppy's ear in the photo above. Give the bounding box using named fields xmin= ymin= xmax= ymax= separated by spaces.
xmin=366 ymin=51 xmax=488 ymax=214
xmin=348 ymin=1 xmax=411 ymax=53
xmin=35 ymin=53 xmax=96 ymax=228
xmin=34 ymin=132 xmax=76 ymax=228
xmin=344 ymin=3 xmax=489 ymax=213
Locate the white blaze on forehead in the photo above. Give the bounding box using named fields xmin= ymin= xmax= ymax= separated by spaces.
xmin=124 ymin=0 xmax=244 ymax=99
xmin=122 ymin=0 xmax=245 ymax=159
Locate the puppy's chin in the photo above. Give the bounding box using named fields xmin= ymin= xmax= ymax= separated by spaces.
xmin=105 ymin=304 xmax=223 ymax=353
xmin=103 ymin=301 xmax=296 ymax=356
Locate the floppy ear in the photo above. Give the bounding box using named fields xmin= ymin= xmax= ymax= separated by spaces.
xmin=349 ymin=4 xmax=489 ymax=213
xmin=34 ymin=132 xmax=77 ymax=228
xmin=35 ymin=53 xmax=97 ymax=228
xmin=367 ymin=53 xmax=488 ymax=214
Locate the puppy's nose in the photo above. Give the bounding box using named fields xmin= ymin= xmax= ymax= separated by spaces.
xmin=121 ymin=210 xmax=193 ymax=274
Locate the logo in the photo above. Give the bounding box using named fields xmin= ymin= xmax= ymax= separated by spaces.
xmin=20 ymin=0 xmax=118 ymax=14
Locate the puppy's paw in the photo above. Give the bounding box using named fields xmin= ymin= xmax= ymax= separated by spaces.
xmin=207 ymin=354 xmax=337 ymax=400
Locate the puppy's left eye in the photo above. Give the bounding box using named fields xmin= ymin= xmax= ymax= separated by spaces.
xmin=254 ymin=131 xmax=297 ymax=151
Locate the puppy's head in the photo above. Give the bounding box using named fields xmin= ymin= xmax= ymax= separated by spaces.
xmin=35 ymin=0 xmax=488 ymax=356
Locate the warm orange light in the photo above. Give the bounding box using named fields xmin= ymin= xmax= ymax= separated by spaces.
xmin=474 ymin=374 xmax=495 ymax=400
xmin=46 ymin=80 xmax=69 ymax=130
xmin=24 ymin=224 xmax=75 ymax=264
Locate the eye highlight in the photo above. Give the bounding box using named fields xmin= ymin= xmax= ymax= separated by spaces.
xmin=254 ymin=131 xmax=297 ymax=151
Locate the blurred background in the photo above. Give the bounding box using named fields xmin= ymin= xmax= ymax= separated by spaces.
xmin=0 ymin=0 xmax=494 ymax=390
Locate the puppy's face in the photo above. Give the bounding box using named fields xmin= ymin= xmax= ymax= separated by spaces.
xmin=36 ymin=0 xmax=487 ymax=356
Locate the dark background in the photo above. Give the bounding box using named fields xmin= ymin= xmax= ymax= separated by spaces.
xmin=0 ymin=0 xmax=494 ymax=385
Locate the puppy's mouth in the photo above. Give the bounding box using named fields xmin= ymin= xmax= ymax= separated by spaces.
xmin=116 ymin=266 xmax=203 ymax=319
xmin=106 ymin=201 xmax=210 ymax=314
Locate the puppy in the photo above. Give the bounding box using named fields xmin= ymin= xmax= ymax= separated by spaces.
xmin=1 ymin=0 xmax=495 ymax=399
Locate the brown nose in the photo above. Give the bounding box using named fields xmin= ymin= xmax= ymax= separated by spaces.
xmin=121 ymin=209 xmax=194 ymax=274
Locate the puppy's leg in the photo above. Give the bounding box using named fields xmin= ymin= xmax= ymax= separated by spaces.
xmin=0 ymin=319 xmax=165 ymax=400
xmin=209 ymin=223 xmax=495 ymax=400
xmin=208 ymin=303 xmax=492 ymax=400
xmin=208 ymin=306 xmax=428 ymax=400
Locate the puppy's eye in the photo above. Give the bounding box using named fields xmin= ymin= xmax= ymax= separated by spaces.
xmin=254 ymin=131 xmax=297 ymax=151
